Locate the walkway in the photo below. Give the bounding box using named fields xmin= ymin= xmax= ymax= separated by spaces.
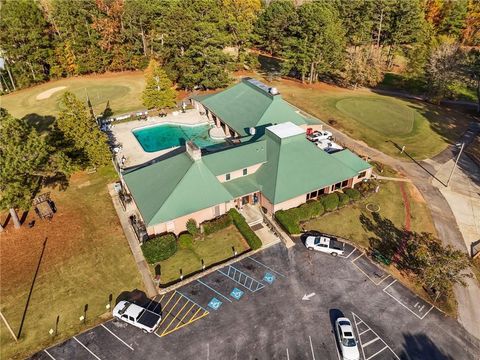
xmin=109 ymin=184 xmax=158 ymax=298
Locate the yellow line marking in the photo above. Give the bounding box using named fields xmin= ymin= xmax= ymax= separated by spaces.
xmin=161 ymin=291 xmax=177 ymax=310
xmin=175 ymin=303 xmax=196 ymax=327
xmin=161 ymin=301 xmax=190 ymax=335
xmin=158 ymin=293 xmax=166 ymax=304
xmin=187 ymin=307 xmax=203 ymax=323
xmin=160 ymin=310 xmax=209 ymax=337
xmin=159 ymin=294 xmax=183 ymax=326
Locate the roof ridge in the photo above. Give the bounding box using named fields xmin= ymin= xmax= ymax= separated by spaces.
xmin=150 ymin=155 xmax=194 ymax=222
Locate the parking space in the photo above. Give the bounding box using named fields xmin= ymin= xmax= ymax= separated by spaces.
xmin=383 ymin=280 xmax=434 ymax=320
xmin=154 ymin=291 xmax=209 ymax=337
xmin=351 ymin=253 xmax=390 ymax=285
xmin=339 ymin=242 xmax=357 ymax=259
xmin=352 ymin=313 xmax=399 ymax=360
xmin=32 ymin=243 xmax=480 ymax=360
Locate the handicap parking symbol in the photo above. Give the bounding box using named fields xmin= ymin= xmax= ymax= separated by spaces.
xmin=263 ymin=272 xmax=275 ymax=284
xmin=208 ymin=297 xmax=222 ymax=311
xmin=230 ymin=287 xmax=244 ymax=300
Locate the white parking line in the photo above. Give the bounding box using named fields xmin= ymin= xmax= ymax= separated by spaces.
xmin=197 ymin=279 xmax=232 ymax=302
xmin=362 ymin=337 xmax=379 ymax=348
xmin=247 ymin=257 xmax=286 ymax=277
xmin=101 ymin=324 xmax=134 ymax=350
xmin=286 ymin=348 xmax=290 ymax=360
xmin=366 ymin=346 xmax=388 ymax=360
xmin=382 ymin=282 xmax=435 ymax=320
xmin=344 ymin=247 xmax=357 ymax=259
xmin=309 ymin=335 xmax=316 ymax=360
xmin=43 ymin=349 xmax=56 ymax=360
xmin=73 ymin=336 xmax=101 ymax=360
xmin=332 ymin=333 xmax=342 ymax=360
xmin=351 ymin=252 xmax=364 ymax=262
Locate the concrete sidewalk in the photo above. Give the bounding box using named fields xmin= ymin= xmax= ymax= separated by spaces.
xmin=108 ymin=184 xmax=158 ymax=298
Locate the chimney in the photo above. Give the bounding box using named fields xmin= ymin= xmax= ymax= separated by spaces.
xmin=186 ymin=141 xmax=201 ymax=161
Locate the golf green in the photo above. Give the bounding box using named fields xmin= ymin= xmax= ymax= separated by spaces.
xmin=335 ymin=97 xmax=416 ymax=136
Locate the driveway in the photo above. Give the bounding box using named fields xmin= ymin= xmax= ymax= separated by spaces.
xmin=32 ymin=244 xmax=480 ymax=360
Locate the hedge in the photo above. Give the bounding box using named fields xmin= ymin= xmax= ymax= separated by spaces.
xmin=178 ymin=233 xmax=194 ymax=249
xmin=202 ymin=214 xmax=232 ymax=235
xmin=142 ymin=233 xmax=177 ymax=263
xmin=275 ymin=210 xmax=301 ymax=234
xmin=338 ymin=192 xmax=350 ymax=207
xmin=320 ymin=193 xmax=339 ymax=211
xmin=228 ymin=209 xmax=262 ymax=250
xmin=344 ymin=188 xmax=361 ymax=201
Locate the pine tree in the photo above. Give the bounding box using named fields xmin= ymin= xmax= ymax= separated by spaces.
xmin=0 ymin=108 xmax=69 ymax=228
xmin=142 ymin=59 xmax=177 ymax=109
xmin=57 ymin=92 xmax=111 ymax=167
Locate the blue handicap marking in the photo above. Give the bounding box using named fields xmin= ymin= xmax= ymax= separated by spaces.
xmin=230 ymin=287 xmax=244 ymax=300
xmin=207 ymin=297 xmax=222 ymax=311
xmin=263 ymin=272 xmax=276 ymax=284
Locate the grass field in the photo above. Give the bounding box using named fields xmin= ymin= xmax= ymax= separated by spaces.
xmin=154 ymin=225 xmax=250 ymax=285
xmin=0 ymin=71 xmax=145 ymax=119
xmin=265 ymin=77 xmax=472 ymax=160
xmin=0 ymin=166 xmax=143 ymax=360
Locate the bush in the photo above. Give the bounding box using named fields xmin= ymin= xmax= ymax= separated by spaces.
xmin=178 ymin=233 xmax=194 ymax=249
xmin=228 ymin=209 xmax=262 ymax=250
xmin=338 ymin=193 xmax=350 ymax=207
xmin=202 ymin=214 xmax=232 ymax=235
xmin=275 ymin=210 xmax=301 ymax=234
xmin=356 ymin=179 xmax=379 ymax=195
xmin=344 ymin=188 xmax=361 ymax=201
xmin=186 ymin=218 xmax=198 ymax=236
xmin=320 ymin=193 xmax=339 ymax=211
xmin=142 ymin=233 xmax=177 ymax=263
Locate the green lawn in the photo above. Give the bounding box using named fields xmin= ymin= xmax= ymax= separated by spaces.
xmin=267 ymin=78 xmax=471 ymax=160
xmin=0 ymin=71 xmax=145 ymax=120
xmin=0 ymin=166 xmax=143 ymax=360
xmin=304 ymin=181 xmax=435 ymax=249
xmin=155 ymin=225 xmax=250 ymax=285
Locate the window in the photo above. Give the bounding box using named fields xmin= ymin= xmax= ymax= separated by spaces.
xmin=334 ymin=182 xmax=342 ymax=190
xmin=358 ymin=171 xmax=367 ymax=179
xmin=243 ymin=168 xmax=248 ymax=176
xmin=318 ymin=188 xmax=326 ymax=195
xmin=341 ymin=180 xmax=348 ymax=188
xmin=226 ymin=173 xmax=231 ymax=181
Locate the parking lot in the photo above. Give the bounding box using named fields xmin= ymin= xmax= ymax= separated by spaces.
xmin=32 ymin=243 xmax=480 ymax=360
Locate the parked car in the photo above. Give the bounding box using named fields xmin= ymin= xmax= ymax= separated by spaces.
xmin=113 ymin=301 xmax=162 ymax=333
xmin=335 ymin=317 xmax=360 ymax=360
xmin=306 ymin=130 xmax=333 ymax=142
xmin=304 ymin=233 xmax=344 ymax=256
xmin=316 ymin=139 xmax=343 ymax=153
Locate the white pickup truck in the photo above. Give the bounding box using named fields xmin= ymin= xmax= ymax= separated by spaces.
xmin=304 ymin=233 xmax=345 ymax=256
xmin=113 ymin=301 xmax=162 ymax=333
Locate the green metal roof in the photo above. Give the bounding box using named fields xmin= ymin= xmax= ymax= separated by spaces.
xmin=331 ymin=149 xmax=371 ymax=173
xmin=198 ymin=78 xmax=309 ymax=136
xmin=255 ymin=128 xmax=362 ymax=204
xmin=223 ymin=174 xmax=261 ymax=198
xmin=203 ymin=140 xmax=267 ymax=176
xmin=123 ymin=153 xmax=232 ymax=225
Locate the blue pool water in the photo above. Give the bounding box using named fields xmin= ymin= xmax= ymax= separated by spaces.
xmin=133 ymin=123 xmax=222 ymax=152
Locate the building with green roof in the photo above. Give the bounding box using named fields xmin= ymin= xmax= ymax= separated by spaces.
xmin=121 ymin=78 xmax=371 ymax=236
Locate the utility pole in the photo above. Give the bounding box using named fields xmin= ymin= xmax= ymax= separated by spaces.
xmin=446 ymin=143 xmax=465 ymax=187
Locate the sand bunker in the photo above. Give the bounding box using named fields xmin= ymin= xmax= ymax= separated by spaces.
xmin=36 ymin=86 xmax=67 ymax=100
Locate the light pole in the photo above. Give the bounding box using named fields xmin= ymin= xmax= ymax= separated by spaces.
xmin=446 ymin=143 xmax=465 ymax=187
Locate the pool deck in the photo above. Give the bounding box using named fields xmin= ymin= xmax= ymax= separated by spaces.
xmin=110 ymin=109 xmax=210 ymax=168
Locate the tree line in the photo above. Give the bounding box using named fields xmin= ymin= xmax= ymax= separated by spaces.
xmin=0 ymin=0 xmax=478 ymax=104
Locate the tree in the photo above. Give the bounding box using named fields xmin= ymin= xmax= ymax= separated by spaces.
xmin=186 ymin=218 xmax=198 ymax=236
xmin=438 ymin=0 xmax=468 ymax=40
xmin=0 ymin=0 xmax=53 ymax=88
xmin=0 ymin=109 xmax=69 ymax=228
xmin=463 ymin=0 xmax=480 ymax=46
xmin=342 ymin=47 xmax=383 ymax=88
xmin=57 ymin=92 xmax=111 ymax=167
xmin=425 ymin=41 xmax=463 ymax=102
xmin=462 ymin=49 xmax=480 ymax=112
xmin=142 ymin=59 xmax=177 ymax=110
xmin=405 ymin=232 xmax=472 ymax=296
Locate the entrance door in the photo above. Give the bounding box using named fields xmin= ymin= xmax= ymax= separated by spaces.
xmin=214 ymin=205 xmax=220 ymax=217
xmin=242 ymin=196 xmax=249 ymax=205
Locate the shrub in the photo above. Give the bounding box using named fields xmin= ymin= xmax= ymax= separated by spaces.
xmin=186 ymin=218 xmax=198 ymax=236
xmin=228 ymin=209 xmax=262 ymax=250
xmin=202 ymin=214 xmax=232 ymax=235
xmin=178 ymin=233 xmax=194 ymax=249
xmin=356 ymin=179 xmax=379 ymax=194
xmin=142 ymin=233 xmax=177 ymax=263
xmin=320 ymin=193 xmax=339 ymax=211
xmin=344 ymin=188 xmax=361 ymax=201
xmin=338 ymin=193 xmax=350 ymax=207
xmin=275 ymin=210 xmax=301 ymax=234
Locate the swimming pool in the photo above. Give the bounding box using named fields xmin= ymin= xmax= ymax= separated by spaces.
xmin=132 ymin=123 xmax=222 ymax=152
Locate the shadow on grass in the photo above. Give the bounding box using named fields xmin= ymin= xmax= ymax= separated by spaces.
xmin=399 ymin=332 xmax=454 ymax=360
xmin=22 ymin=113 xmax=55 ymax=134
